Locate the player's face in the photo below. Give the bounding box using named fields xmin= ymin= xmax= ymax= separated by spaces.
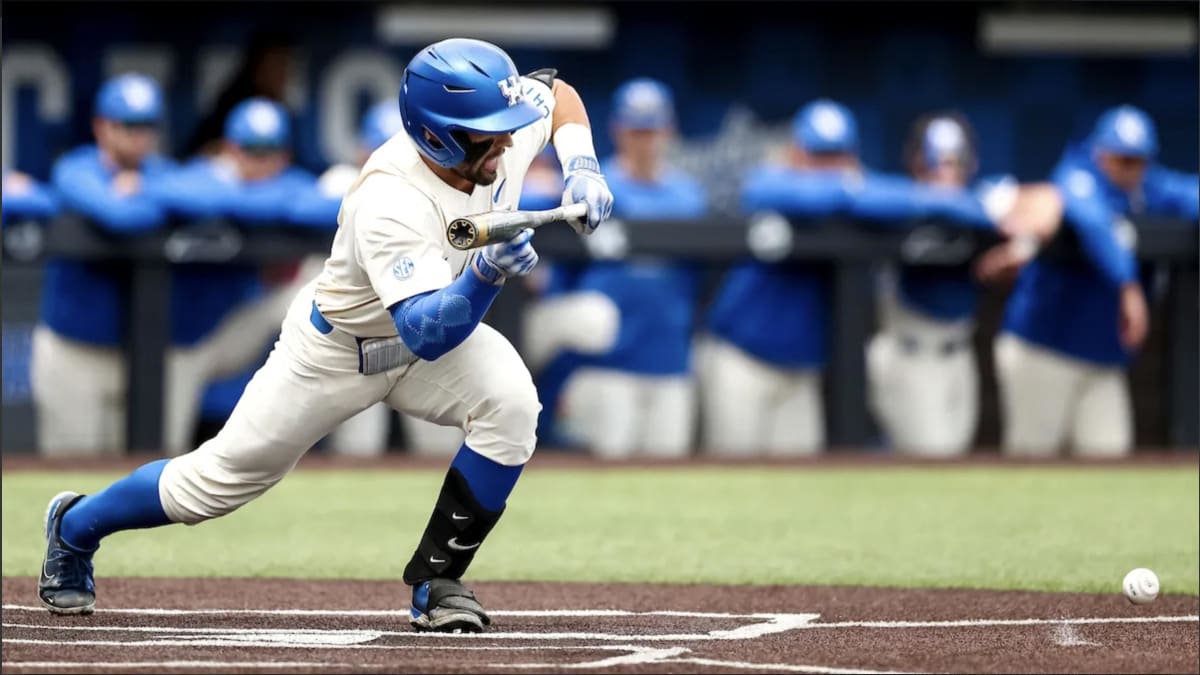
xmin=452 ymin=131 xmax=514 ymax=186
xmin=924 ymin=158 xmax=969 ymax=188
xmin=95 ymin=118 xmax=159 ymax=168
xmin=1097 ymin=151 xmax=1148 ymax=193
xmin=615 ymin=127 xmax=669 ymax=164
xmin=233 ymin=145 xmax=290 ymax=181
xmin=798 ymin=149 xmax=859 ymax=172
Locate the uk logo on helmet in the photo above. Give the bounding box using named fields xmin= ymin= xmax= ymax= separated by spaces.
xmin=498 ymin=76 xmax=523 ymax=106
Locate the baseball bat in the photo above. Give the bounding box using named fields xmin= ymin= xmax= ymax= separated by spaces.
xmin=446 ymin=202 xmax=589 ymax=250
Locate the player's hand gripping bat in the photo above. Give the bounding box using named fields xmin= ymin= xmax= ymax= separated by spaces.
xmin=446 ymin=202 xmax=589 ymax=250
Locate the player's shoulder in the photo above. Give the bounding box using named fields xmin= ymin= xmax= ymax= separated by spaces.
xmin=346 ymin=170 xmax=440 ymax=228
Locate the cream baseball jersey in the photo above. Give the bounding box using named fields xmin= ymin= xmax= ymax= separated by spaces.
xmin=313 ymin=76 xmax=555 ymax=338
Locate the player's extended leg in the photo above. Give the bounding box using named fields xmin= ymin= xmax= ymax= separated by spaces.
xmin=38 ymin=290 xmax=391 ymax=614
xmin=559 ymin=368 xmax=641 ymax=459
xmin=385 ymin=323 xmax=540 ymax=633
xmin=764 ymin=369 xmax=824 ymax=457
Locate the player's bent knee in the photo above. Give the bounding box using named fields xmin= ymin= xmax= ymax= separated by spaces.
xmin=463 ymin=375 xmax=541 ymax=466
xmin=157 ymin=451 xmax=286 ymax=525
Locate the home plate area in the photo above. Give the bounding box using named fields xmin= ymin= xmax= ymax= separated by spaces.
xmin=2 ymin=578 xmax=1197 ymax=674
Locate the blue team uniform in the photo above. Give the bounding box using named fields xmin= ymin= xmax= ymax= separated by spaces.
xmin=41 ymin=146 xmax=175 ymax=346
xmin=706 ymin=164 xmax=848 ymax=369
xmin=849 ymin=171 xmax=1001 ymax=321
xmin=2 ymin=171 xmax=60 ymax=225
xmin=1002 ymin=140 xmax=1198 ymax=366
xmin=571 ymin=159 xmax=707 ymax=375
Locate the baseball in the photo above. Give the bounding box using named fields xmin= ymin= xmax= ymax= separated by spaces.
xmin=1122 ymin=567 xmax=1160 ymax=605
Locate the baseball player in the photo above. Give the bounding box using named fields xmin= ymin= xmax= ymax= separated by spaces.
xmin=38 ymin=38 xmax=613 ymax=634
xmin=151 ymin=97 xmax=321 ymax=456
xmin=854 ymin=113 xmax=1015 ymax=456
xmin=31 ymin=73 xmax=175 ymax=456
xmin=557 ymin=77 xmax=707 ymax=458
xmin=292 ymin=99 xmax=467 ymax=457
xmin=700 ymin=99 xmax=859 ymax=456
xmin=2 ymin=170 xmax=60 ymax=226
xmin=995 ymin=105 xmax=1199 ymax=457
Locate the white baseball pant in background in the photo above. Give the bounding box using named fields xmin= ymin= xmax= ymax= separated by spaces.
xmin=157 ymin=281 xmax=541 ymax=524
xmin=559 ymin=368 xmax=695 ymax=458
xmin=697 ymin=336 xmax=825 ymax=457
xmin=520 ymin=290 xmax=619 ymax=374
xmin=994 ymin=333 xmax=1132 ymax=458
xmin=30 ymin=325 xmax=126 ymax=457
xmin=866 ymin=293 xmax=978 ymax=457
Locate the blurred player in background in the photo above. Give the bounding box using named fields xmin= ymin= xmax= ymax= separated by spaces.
xmin=2 ymin=170 xmax=60 ymax=226
xmin=152 ymin=97 xmax=319 ymax=455
xmin=38 ymin=38 xmax=613 ymax=634
xmin=700 ymin=99 xmax=858 ymax=456
xmin=557 ymin=77 xmax=707 ymax=458
xmin=517 ymin=147 xmax=619 ymax=449
xmin=292 ymin=99 xmax=467 ymax=457
xmin=995 ymin=105 xmax=1200 ymax=457
xmin=31 ymin=73 xmax=174 ymax=456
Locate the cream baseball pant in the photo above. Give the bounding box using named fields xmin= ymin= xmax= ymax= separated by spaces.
xmin=156 ymin=282 xmax=541 ymax=525
xmin=866 ymin=301 xmax=979 ymax=458
xmin=994 ymin=333 xmax=1133 ymax=458
xmin=30 ymin=325 xmax=127 ymax=457
xmin=697 ymin=336 xmax=825 ymax=457
xmin=559 ymin=368 xmax=695 ymax=459
xmin=520 ymin=291 xmax=619 ymax=373
xmin=328 ymin=402 xmax=466 ymax=458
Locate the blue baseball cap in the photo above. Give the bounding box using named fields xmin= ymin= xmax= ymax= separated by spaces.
xmin=611 ymin=78 xmax=675 ymax=130
xmin=95 ymin=73 xmax=163 ymax=124
xmin=360 ymin=100 xmax=405 ymax=152
xmin=1089 ymin=105 xmax=1158 ymax=159
xmin=921 ymin=116 xmax=971 ymax=168
xmin=224 ymin=98 xmax=291 ymax=149
xmin=793 ymin=99 xmax=858 ymax=153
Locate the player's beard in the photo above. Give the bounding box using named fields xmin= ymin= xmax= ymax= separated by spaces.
xmin=453 ymin=137 xmax=504 ymax=186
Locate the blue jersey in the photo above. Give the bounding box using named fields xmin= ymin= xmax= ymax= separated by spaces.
xmin=41 ymin=146 xmax=175 ymax=346
xmin=571 ymin=159 xmax=707 ymax=375
xmin=153 ymin=157 xmax=318 ymax=345
xmin=706 ymin=164 xmax=852 ymax=369
xmin=2 ymin=172 xmax=60 ymax=225
xmin=848 ymin=172 xmax=1001 ymax=321
xmin=1003 ymin=144 xmax=1199 ymax=365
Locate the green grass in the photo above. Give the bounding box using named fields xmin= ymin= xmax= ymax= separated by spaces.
xmin=3 ymin=465 xmax=1197 ymax=594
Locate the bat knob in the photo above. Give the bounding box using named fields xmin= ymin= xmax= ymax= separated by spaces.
xmin=447 ymin=218 xmax=477 ymax=250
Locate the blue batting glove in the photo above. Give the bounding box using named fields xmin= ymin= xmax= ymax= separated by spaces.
xmin=472 ymin=228 xmax=539 ymax=284
xmin=561 ymin=156 xmax=614 ymax=235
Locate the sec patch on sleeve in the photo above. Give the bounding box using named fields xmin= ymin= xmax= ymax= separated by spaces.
xmin=392 ymin=256 xmax=415 ymax=279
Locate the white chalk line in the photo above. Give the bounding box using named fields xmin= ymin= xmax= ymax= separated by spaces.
xmin=0 ymin=612 xmax=820 ymax=642
xmin=0 ymin=662 xmax=353 ymax=670
xmin=1 ymin=605 xmax=770 ymax=619
xmin=805 ymin=615 xmax=1199 ymax=630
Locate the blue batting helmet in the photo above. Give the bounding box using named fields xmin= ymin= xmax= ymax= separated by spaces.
xmin=95 ymin=73 xmax=164 ymax=124
xmin=360 ymin=100 xmax=405 ymax=152
xmin=612 ymin=78 xmax=675 ymax=130
xmin=225 ymin=98 xmax=291 ymax=149
xmin=793 ymin=99 xmax=858 ymax=154
xmin=399 ymin=38 xmax=545 ymax=168
xmin=1089 ymin=105 xmax=1158 ymax=159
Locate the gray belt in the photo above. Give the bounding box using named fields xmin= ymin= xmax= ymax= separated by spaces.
xmin=310 ymin=300 xmax=418 ymax=375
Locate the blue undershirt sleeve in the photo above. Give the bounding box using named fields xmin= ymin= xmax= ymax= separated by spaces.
xmin=388 ymin=267 xmax=504 ymax=361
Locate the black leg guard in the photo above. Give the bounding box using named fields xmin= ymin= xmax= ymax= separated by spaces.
xmin=403 ymin=467 xmax=503 ymax=585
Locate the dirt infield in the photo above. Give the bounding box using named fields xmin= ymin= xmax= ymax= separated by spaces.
xmin=2 ymin=577 xmax=1197 ymax=674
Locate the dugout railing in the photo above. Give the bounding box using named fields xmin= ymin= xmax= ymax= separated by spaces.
xmin=2 ymin=214 xmax=1196 ymax=453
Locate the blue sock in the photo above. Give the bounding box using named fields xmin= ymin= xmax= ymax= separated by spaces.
xmin=449 ymin=444 xmax=524 ymax=513
xmin=59 ymin=459 xmax=173 ymax=552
